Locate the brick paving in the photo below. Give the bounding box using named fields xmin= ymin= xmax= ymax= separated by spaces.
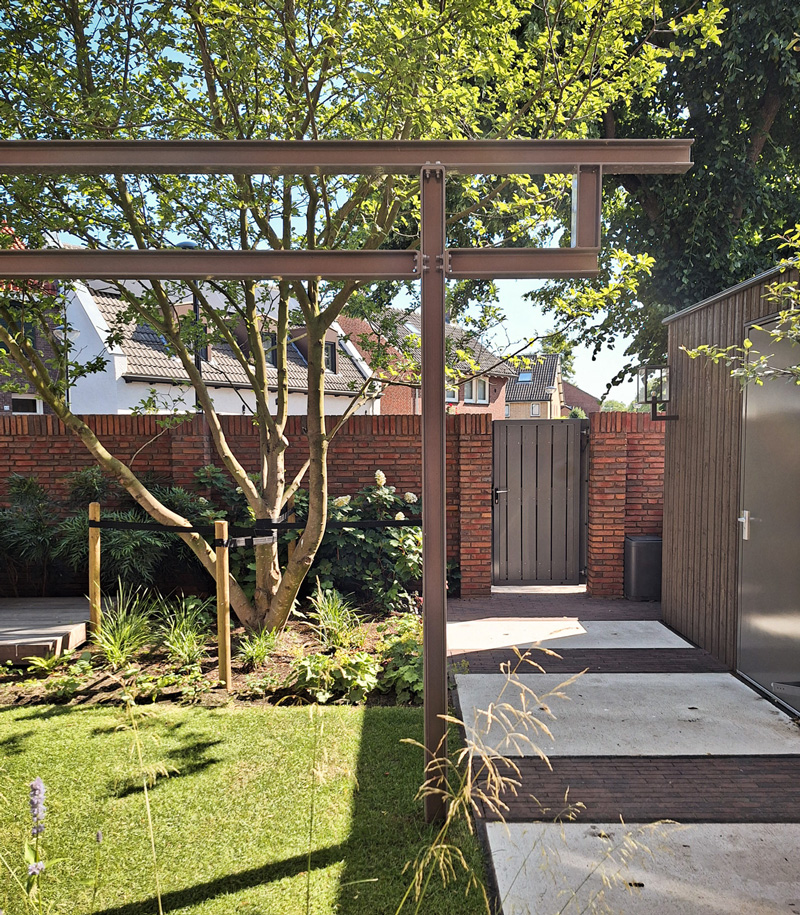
xmin=453 ymin=584 xmax=800 ymax=862
xmin=448 ymin=592 xmax=662 ymax=622
xmin=449 ymin=647 xmax=729 ymax=674
xmin=473 ymin=756 xmax=800 ymax=824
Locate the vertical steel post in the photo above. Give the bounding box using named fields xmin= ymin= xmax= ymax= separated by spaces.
xmin=571 ymin=165 xmax=602 ymax=249
xmin=420 ymin=165 xmax=448 ymax=823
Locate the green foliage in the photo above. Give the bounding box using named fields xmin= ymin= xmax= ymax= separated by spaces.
xmin=568 ymin=406 xmax=587 ymax=419
xmin=0 ymin=473 xmax=60 ymax=596
xmin=54 ymin=483 xmax=217 ymax=590
xmin=288 ymin=650 xmax=382 ymax=705
xmin=236 ymin=628 xmax=279 ymax=672
xmin=290 ymin=473 xmax=422 ymax=614
xmin=155 ymin=596 xmax=214 ymax=668
xmin=530 ymin=2 xmax=800 ymax=381
xmin=63 ymin=466 xmax=114 ymax=508
xmin=601 ymin=399 xmax=629 ymax=412
xmin=306 ymin=582 xmax=363 ymax=650
xmin=93 ymin=582 xmax=155 ymax=670
xmin=378 ymin=613 xmax=424 ymax=705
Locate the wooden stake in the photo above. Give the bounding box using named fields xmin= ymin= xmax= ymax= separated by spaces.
xmin=88 ymin=502 xmax=101 ymax=634
xmin=215 ymin=519 xmax=232 ymax=688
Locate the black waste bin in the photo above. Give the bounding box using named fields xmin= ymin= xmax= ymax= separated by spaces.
xmin=624 ymin=535 xmax=662 ymax=601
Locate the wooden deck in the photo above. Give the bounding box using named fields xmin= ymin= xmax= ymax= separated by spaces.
xmin=0 ymin=598 xmax=90 ymax=663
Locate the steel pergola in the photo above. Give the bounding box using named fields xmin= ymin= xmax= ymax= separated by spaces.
xmin=0 ymin=138 xmax=692 ymax=821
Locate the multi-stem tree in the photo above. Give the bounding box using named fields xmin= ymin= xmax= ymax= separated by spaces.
xmin=0 ymin=0 xmax=726 ymax=629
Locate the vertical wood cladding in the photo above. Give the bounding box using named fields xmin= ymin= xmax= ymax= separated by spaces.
xmin=663 ymin=267 xmax=798 ymax=668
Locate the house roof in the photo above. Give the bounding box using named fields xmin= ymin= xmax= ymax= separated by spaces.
xmin=561 ymin=380 xmax=601 ymax=415
xmin=383 ymin=311 xmax=516 ymax=378
xmin=86 ymin=288 xmax=370 ymax=395
xmin=505 ymin=354 xmax=561 ymax=402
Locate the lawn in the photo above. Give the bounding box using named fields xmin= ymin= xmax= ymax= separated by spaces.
xmin=0 ymin=703 xmax=488 ymax=915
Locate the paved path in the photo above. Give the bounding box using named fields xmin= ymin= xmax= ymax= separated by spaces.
xmin=447 ymin=585 xmax=800 ymax=915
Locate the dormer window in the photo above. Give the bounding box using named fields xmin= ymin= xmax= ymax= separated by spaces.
xmin=324 ymin=340 xmax=337 ymax=373
xmin=267 ymin=333 xmax=279 ymax=367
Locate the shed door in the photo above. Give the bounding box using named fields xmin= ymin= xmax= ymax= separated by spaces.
xmin=493 ymin=419 xmax=585 ymax=585
xmin=737 ymin=322 xmax=800 ymax=713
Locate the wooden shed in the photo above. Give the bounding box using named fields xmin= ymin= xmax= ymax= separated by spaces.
xmin=662 ymin=264 xmax=800 ymax=711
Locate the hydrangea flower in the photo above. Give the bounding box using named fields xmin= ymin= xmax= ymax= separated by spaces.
xmin=403 ymin=492 xmax=418 ymax=503
xmin=29 ymin=778 xmax=45 ymax=838
xmin=374 ymin=469 xmax=386 ymax=487
xmin=395 ymin=512 xmax=406 ymax=521
xmin=333 ymin=495 xmax=351 ymax=508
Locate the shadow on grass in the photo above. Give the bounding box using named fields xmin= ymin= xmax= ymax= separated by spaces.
xmin=0 ymin=728 xmax=35 ymax=756
xmin=91 ymin=844 xmax=347 ymax=915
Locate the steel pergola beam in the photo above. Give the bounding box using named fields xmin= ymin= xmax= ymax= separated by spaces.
xmin=0 ymin=247 xmax=602 ymax=281
xmin=0 ymin=138 xmax=693 ymax=176
xmin=0 ymin=248 xmax=421 ymax=281
xmin=0 ymin=138 xmax=694 ymax=824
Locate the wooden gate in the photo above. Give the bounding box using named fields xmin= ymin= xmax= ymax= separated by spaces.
xmin=492 ymin=419 xmax=587 ymax=585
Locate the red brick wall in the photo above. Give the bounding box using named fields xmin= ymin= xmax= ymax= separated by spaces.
xmin=586 ymin=412 xmax=665 ymax=598
xmin=0 ymin=412 xmax=493 ymax=597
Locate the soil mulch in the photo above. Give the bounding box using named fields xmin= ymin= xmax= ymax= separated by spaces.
xmin=0 ymin=615 xmax=409 ymax=709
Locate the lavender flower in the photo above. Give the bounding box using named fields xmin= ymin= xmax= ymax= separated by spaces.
xmin=27 ymin=861 xmax=45 ymax=877
xmin=29 ymin=777 xmax=46 ymax=838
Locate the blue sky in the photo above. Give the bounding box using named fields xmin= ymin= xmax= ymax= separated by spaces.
xmin=485 ymin=279 xmax=637 ymax=403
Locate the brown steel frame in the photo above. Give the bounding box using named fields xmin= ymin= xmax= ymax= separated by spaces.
xmin=0 ymin=139 xmax=692 ymax=821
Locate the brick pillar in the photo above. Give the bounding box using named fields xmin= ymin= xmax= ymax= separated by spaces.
xmin=586 ymin=412 xmax=628 ymax=597
xmin=456 ymin=413 xmax=493 ymax=597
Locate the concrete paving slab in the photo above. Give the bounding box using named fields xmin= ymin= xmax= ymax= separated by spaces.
xmin=486 ymin=821 xmax=800 ymax=915
xmin=455 ymin=673 xmax=800 ymax=756
xmin=447 ymin=619 xmax=691 ymax=653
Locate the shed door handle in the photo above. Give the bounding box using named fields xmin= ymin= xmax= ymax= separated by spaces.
xmin=494 ymin=488 xmax=508 ymax=504
xmin=738 ymin=510 xmax=750 ymax=541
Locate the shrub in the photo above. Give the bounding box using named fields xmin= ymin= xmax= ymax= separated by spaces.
xmin=287 ymin=649 xmax=381 ymax=704
xmin=378 ymin=613 xmax=424 ymax=704
xmin=306 ymin=581 xmax=362 ymax=649
xmin=286 ymin=472 xmax=422 ymax=613
xmin=0 ymin=474 xmax=60 ymax=596
xmin=236 ymin=628 xmax=279 ymax=671
xmin=93 ymin=581 xmax=155 ymax=669
xmin=156 ymin=595 xmax=214 ymax=667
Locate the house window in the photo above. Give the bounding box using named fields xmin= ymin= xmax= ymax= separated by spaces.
xmin=530 ymin=403 xmax=541 ymax=417
xmin=11 ymin=395 xmax=42 ymax=414
xmin=324 ymin=341 xmax=337 ymax=373
xmin=0 ymin=303 xmax=35 ymax=354
xmin=518 ymin=371 xmax=532 ymax=383
xmin=267 ymin=333 xmax=278 ymax=367
xmin=463 ymin=377 xmax=489 ymax=404
xmin=504 ymin=404 xmax=510 ymax=417
xmin=445 ymin=385 xmax=458 ymax=403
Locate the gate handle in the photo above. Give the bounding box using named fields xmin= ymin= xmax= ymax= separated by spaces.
xmin=738 ymin=510 xmax=750 ymax=541
xmin=494 ymin=488 xmax=508 ymax=504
